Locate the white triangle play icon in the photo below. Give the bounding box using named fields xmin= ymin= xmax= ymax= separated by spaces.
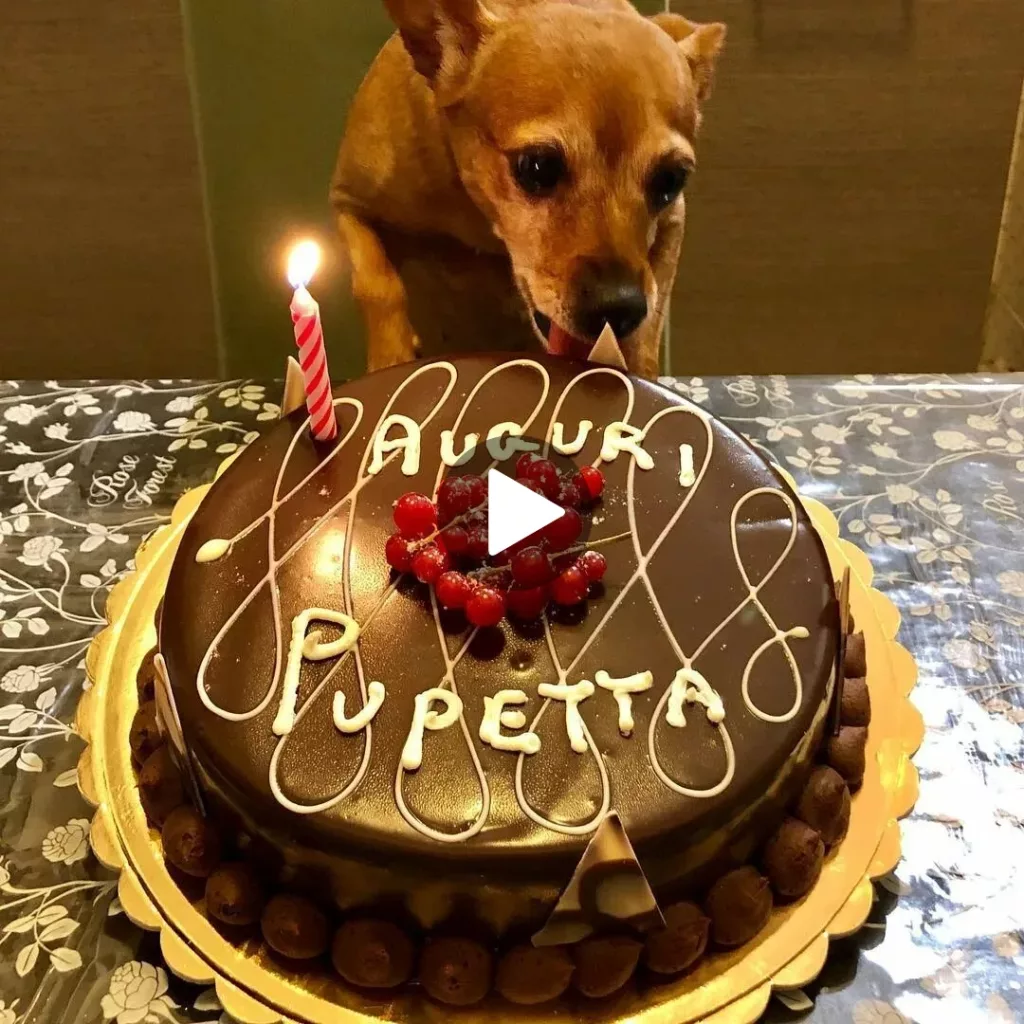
xmin=487 ymin=469 xmax=565 ymax=557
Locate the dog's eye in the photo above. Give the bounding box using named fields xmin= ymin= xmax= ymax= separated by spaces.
xmin=647 ymin=163 xmax=690 ymax=210
xmin=511 ymin=146 xmax=567 ymax=198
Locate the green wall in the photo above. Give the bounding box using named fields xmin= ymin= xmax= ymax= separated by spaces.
xmin=183 ymin=0 xmax=393 ymax=379
xmin=183 ymin=0 xmax=667 ymax=379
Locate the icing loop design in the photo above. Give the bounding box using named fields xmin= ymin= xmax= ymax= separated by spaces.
xmin=188 ymin=358 xmax=816 ymax=843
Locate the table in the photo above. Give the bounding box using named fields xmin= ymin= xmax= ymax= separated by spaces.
xmin=1 ymin=375 xmax=1022 ymax=1024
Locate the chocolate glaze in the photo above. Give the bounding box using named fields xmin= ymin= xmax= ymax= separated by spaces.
xmin=160 ymin=354 xmax=837 ymax=934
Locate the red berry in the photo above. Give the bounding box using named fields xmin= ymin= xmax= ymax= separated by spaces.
xmin=520 ymin=479 xmax=546 ymax=497
xmin=466 ymin=524 xmax=489 ymax=561
xmin=579 ymin=550 xmax=607 ymax=582
xmin=510 ymin=545 xmax=553 ymax=587
xmin=525 ymin=458 xmax=560 ymax=499
xmin=515 ymin=453 xmax=541 ymax=479
xmin=466 ymin=587 xmax=506 ymax=627
xmin=410 ymin=543 xmax=449 ymax=585
xmin=574 ymin=465 xmax=605 ymax=502
xmin=439 ymin=524 xmax=469 ymax=556
xmin=506 ymin=585 xmax=549 ymax=620
xmin=543 ymin=508 xmax=582 ymax=551
xmin=385 ymin=533 xmax=414 ymax=572
xmin=551 ymin=566 xmax=589 ymax=606
xmin=437 ymin=476 xmax=475 ymax=522
xmin=463 ymin=474 xmax=487 ymax=508
xmin=556 ymin=479 xmax=582 ymax=508
xmin=436 ymin=571 xmax=473 ymax=610
xmin=393 ymin=493 xmax=436 ymax=539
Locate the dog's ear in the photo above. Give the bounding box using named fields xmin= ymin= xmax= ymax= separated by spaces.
xmin=650 ymin=13 xmax=726 ymax=103
xmin=385 ymin=0 xmax=498 ymax=86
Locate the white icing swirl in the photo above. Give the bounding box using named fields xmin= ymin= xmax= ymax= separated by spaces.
xmin=195 ymin=537 xmax=231 ymax=563
xmin=189 ymin=358 xmax=815 ymax=843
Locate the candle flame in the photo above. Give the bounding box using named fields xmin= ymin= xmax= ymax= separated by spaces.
xmin=287 ymin=240 xmax=321 ymax=289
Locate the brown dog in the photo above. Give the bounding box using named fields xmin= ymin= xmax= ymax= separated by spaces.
xmin=331 ymin=0 xmax=724 ymax=378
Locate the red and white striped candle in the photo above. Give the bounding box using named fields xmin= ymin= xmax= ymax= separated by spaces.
xmin=287 ymin=241 xmax=337 ymax=442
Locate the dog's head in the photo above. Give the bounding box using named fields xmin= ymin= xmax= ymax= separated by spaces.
xmin=386 ymin=0 xmax=724 ymax=360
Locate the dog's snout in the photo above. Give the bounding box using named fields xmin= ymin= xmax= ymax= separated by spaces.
xmin=574 ymin=261 xmax=648 ymax=341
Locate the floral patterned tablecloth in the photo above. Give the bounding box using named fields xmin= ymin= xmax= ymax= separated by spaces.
xmin=1 ymin=374 xmax=1022 ymax=1024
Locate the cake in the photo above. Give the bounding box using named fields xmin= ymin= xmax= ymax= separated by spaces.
xmin=136 ymin=354 xmax=869 ymax=1007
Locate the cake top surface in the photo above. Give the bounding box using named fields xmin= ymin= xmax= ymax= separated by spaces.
xmin=161 ymin=354 xmax=837 ymax=871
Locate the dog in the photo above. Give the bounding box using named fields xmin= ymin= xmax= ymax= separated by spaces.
xmin=331 ymin=0 xmax=725 ymax=378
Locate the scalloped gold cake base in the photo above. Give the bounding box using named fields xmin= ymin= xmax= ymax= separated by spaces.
xmin=77 ymin=471 xmax=921 ymax=1024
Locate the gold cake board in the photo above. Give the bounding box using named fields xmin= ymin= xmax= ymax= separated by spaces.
xmin=76 ymin=464 xmax=922 ymax=1024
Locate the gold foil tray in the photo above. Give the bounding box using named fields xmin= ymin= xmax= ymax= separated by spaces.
xmin=77 ymin=464 xmax=921 ymax=1024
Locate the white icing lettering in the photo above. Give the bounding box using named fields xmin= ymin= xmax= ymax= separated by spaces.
xmin=368 ymin=414 xmax=421 ymax=476
xmin=401 ymin=688 xmax=463 ymax=771
xmin=334 ymin=680 xmax=386 ymax=734
xmin=500 ymin=709 xmax=526 ymax=730
xmin=440 ymin=429 xmax=479 ymax=467
xmin=552 ymin=419 xmax=593 ymax=456
xmin=480 ymin=690 xmax=541 ymax=755
xmin=679 ymin=444 xmax=695 ymax=487
xmin=485 ymin=421 xmax=539 ymax=461
xmin=196 ymin=538 xmax=231 ymax=563
xmin=600 ymin=422 xmax=654 ymax=470
xmin=538 ymin=680 xmax=594 ymax=753
xmin=273 ymin=608 xmax=361 ymax=736
xmin=595 ymin=670 xmax=653 ymax=737
xmin=667 ymin=667 xmax=725 ymax=729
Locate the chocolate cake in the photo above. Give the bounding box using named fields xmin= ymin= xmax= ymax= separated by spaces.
xmin=142 ymin=354 xmax=867 ymax=1006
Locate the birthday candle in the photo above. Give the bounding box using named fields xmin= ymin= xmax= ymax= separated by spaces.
xmin=286 ymin=241 xmax=337 ymax=442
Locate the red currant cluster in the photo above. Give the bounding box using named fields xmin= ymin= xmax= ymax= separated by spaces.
xmin=384 ymin=454 xmax=607 ymax=628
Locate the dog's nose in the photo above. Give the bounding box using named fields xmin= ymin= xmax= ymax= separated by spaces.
xmin=574 ymin=262 xmax=649 ymax=341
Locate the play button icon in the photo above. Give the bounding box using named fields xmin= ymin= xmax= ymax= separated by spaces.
xmin=487 ymin=469 xmax=565 ymax=557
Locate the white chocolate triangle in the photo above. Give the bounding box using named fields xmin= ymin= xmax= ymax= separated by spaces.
xmin=281 ymin=356 xmax=306 ymax=418
xmin=587 ymin=324 xmax=627 ymax=370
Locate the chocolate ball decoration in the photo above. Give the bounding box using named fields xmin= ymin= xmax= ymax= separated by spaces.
xmin=763 ymin=818 xmax=825 ymax=900
xmin=419 ymin=936 xmax=493 ymax=1007
xmin=827 ymin=726 xmax=868 ymax=787
xmin=572 ymin=935 xmax=642 ymax=998
xmin=796 ymin=766 xmax=851 ymax=846
xmin=205 ymin=863 xmax=265 ymax=927
xmin=261 ymin=894 xmax=329 ymax=960
xmin=644 ymin=900 xmax=710 ymax=974
xmin=137 ymin=648 xmax=158 ymax=703
xmin=138 ymin=745 xmax=184 ymax=826
xmin=162 ymin=806 xmax=222 ymax=878
xmin=130 ymin=701 xmax=163 ymax=766
xmin=841 ymin=677 xmax=871 ymax=727
xmin=495 ymin=944 xmax=574 ymax=1005
xmin=844 ymin=632 xmax=867 ymax=678
xmin=331 ymin=919 xmax=415 ymax=989
xmin=705 ymin=867 xmax=773 ymax=948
